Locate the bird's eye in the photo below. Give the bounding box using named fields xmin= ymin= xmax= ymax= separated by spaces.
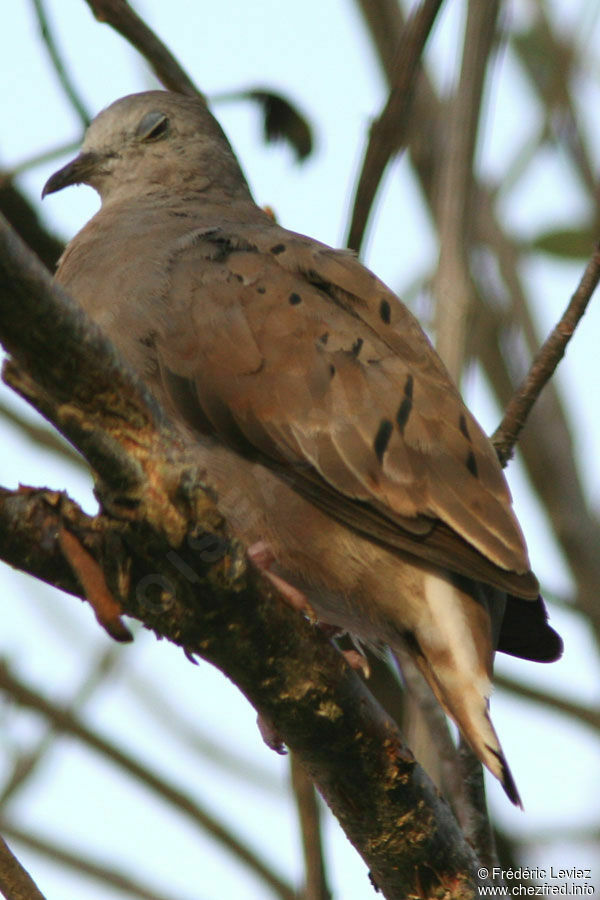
xmin=135 ymin=111 xmax=170 ymax=142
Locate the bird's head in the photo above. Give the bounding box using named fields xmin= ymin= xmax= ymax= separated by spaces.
xmin=42 ymin=90 xmax=250 ymax=206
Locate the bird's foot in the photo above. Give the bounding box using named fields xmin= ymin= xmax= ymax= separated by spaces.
xmin=248 ymin=541 xmax=318 ymax=622
xmin=316 ymin=624 xmax=370 ymax=676
xmin=256 ymin=712 xmax=286 ymax=754
xmin=248 ymin=543 xmax=368 ymax=675
xmin=341 ymin=649 xmax=370 ymax=678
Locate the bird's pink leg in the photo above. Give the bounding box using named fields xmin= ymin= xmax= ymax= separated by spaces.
xmin=256 ymin=712 xmax=286 ymax=755
xmin=248 ymin=541 xmax=369 ymax=676
xmin=247 ymin=541 xmax=317 ymax=621
xmin=341 ymin=649 xmax=370 ymax=678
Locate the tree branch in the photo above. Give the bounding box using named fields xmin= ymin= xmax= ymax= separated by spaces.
xmin=0 ymin=661 xmax=294 ymax=900
xmin=4 ymin=140 xmax=82 ymax=183
xmin=31 ymin=0 xmax=91 ymax=126
xmin=346 ymin=0 xmax=444 ymax=252
xmin=82 ymin=0 xmax=200 ymax=98
xmin=0 ymin=821 xmax=196 ymax=900
xmin=0 ymin=486 xmax=89 ymax=599
xmin=0 ymin=177 xmax=64 ymax=272
xmin=433 ymin=0 xmax=500 ymax=380
xmin=455 ymin=738 xmax=501 ymax=876
xmin=0 ymin=396 xmax=85 ymax=470
xmin=127 ymin=671 xmax=280 ymax=790
xmin=472 ymin=198 xmax=600 ymax=638
xmin=0 ymin=644 xmax=125 ymax=805
xmin=353 ymin=0 xmax=404 ymax=82
xmin=0 ymin=835 xmax=47 ymax=900
xmin=290 ymin=753 xmax=331 ymax=900
xmin=492 ymin=242 xmax=600 ymax=464
xmin=496 ymin=673 xmax=600 ymax=733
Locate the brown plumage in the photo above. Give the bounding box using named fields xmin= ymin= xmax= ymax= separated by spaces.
xmin=43 ymin=91 xmax=562 ymax=805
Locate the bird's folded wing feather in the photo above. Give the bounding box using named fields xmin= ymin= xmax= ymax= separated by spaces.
xmin=156 ymin=224 xmax=538 ymax=598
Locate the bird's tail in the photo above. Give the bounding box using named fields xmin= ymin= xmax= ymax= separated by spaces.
xmin=413 ymin=651 xmax=521 ymax=806
xmin=394 ymin=570 xmax=522 ymax=806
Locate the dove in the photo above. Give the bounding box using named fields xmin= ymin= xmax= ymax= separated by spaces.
xmin=42 ymin=90 xmax=562 ymax=806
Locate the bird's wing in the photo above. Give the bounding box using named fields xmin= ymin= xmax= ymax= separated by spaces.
xmin=156 ymin=225 xmax=538 ymax=598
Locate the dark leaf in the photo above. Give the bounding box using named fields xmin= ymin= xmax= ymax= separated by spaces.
xmin=213 ymin=87 xmax=314 ymax=162
xmin=511 ymin=23 xmax=573 ymax=108
xmin=529 ymin=225 xmax=595 ymax=259
xmin=246 ymin=90 xmax=314 ymax=161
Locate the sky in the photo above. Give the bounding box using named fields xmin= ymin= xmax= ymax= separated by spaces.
xmin=2 ymin=1 xmax=600 ymax=898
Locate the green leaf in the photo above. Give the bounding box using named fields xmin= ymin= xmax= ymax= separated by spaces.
xmin=529 ymin=225 xmax=595 ymax=259
xmin=512 ymin=24 xmax=572 ymax=107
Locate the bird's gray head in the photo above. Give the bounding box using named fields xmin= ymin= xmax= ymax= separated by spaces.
xmin=42 ymin=90 xmax=251 ymax=205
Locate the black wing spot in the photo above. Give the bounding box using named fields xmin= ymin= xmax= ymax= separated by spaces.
xmin=209 ymin=237 xmax=234 ymax=262
xmin=459 ymin=413 xmax=471 ymax=441
xmin=396 ymin=374 xmax=414 ymax=433
xmin=374 ymin=418 xmax=393 ymax=463
xmin=319 ymin=332 xmax=329 ymax=344
xmin=257 ymin=286 xmax=266 ymax=294
xmin=466 ymin=450 xmax=478 ymax=477
xmin=289 ymin=292 xmax=302 ymax=305
xmin=379 ymin=299 xmax=391 ymax=324
xmin=270 ymin=243 xmax=286 ymax=255
xmin=485 ymin=745 xmax=503 ymax=764
xmin=351 ymin=337 xmax=363 ymax=357
xmin=329 ymin=364 xmax=336 ymax=377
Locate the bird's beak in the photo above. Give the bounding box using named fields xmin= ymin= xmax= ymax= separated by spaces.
xmin=42 ymin=151 xmax=102 ymax=198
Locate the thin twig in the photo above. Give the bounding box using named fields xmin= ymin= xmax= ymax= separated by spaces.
xmin=0 ymin=396 xmax=86 ymax=469
xmin=492 ymin=122 xmax=550 ymax=202
xmin=346 ymin=0 xmax=444 ymax=252
xmin=520 ymin=7 xmax=598 ymax=200
xmin=128 ymin=672 xmax=280 ymax=791
xmin=505 ymin=820 xmax=600 ymax=847
xmin=83 ymin=0 xmax=201 ymax=98
xmin=290 ymin=754 xmax=331 ymax=900
xmin=392 ymin=649 xmax=459 ymax=799
xmin=30 ymin=0 xmax=91 ymax=127
xmin=473 ymin=196 xmax=600 ymax=637
xmin=392 ymin=644 xmax=501 ymax=868
xmin=0 ymin=834 xmax=47 ymax=900
xmin=1 ymin=822 xmax=198 ymax=900
xmin=496 ymin=673 xmax=600 ymax=732
xmin=0 ymin=661 xmax=295 ymax=900
xmin=4 ymin=140 xmax=82 ymax=182
xmin=428 ymin=3 xmax=501 ymax=853
xmin=492 ymin=242 xmax=600 ymax=464
xmin=0 ymin=179 xmax=64 ymax=272
xmin=433 ymin=0 xmax=500 ymax=380
xmin=353 ymin=0 xmax=404 ymax=81
xmin=456 ymin=739 xmax=501 ymax=875
xmin=0 ymin=644 xmax=127 ymax=805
